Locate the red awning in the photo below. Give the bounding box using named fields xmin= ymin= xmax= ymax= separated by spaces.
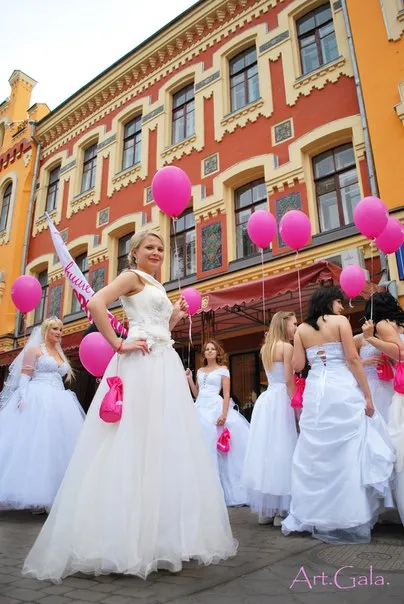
xmin=201 ymin=261 xmax=369 ymax=311
xmin=0 ymin=330 xmax=84 ymax=366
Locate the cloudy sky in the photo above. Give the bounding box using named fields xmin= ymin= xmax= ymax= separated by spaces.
xmin=0 ymin=0 xmax=198 ymax=111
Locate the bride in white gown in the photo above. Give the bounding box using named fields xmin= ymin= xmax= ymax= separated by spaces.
xmin=23 ymin=231 xmax=237 ymax=582
xmin=282 ymin=287 xmax=395 ymax=544
xmin=0 ymin=318 xmax=84 ymax=512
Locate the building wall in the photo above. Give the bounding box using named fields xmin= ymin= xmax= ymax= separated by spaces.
xmin=9 ymin=0 xmax=377 ymax=354
xmin=346 ymin=0 xmax=404 ymax=298
xmin=0 ymin=71 xmax=49 ymax=347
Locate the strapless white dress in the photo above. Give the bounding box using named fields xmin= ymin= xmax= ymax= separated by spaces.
xmin=22 ymin=270 xmax=237 ymax=581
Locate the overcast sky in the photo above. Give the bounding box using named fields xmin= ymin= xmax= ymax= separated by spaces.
xmin=0 ymin=0 xmax=198 ymax=111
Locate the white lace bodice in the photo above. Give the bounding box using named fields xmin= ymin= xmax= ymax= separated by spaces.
xmin=265 ymin=362 xmax=286 ymax=385
xmin=360 ymin=341 xmax=381 ymax=380
xmin=32 ymin=344 xmax=68 ymax=390
xmin=120 ymin=270 xmax=173 ymax=352
xmin=197 ymin=367 xmax=229 ymax=397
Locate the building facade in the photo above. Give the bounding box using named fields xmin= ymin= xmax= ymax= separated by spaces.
xmin=345 ymin=0 xmax=404 ymax=301
xmin=0 ymin=0 xmax=391 ymax=409
xmin=0 ymin=71 xmax=49 ymax=350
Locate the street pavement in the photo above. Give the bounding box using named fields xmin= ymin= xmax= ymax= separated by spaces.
xmin=1 ymin=507 xmax=404 ymax=604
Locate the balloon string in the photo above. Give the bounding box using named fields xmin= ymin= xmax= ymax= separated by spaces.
xmin=296 ymin=251 xmax=303 ymax=323
xmin=172 ymin=218 xmax=182 ymax=295
xmin=370 ymin=239 xmax=374 ymax=321
xmin=188 ymin=316 xmax=193 ymax=368
xmin=23 ymin=314 xmax=27 ymax=346
xmin=260 ymin=248 xmax=265 ymax=325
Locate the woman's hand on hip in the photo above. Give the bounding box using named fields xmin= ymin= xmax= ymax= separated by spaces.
xmin=120 ymin=339 xmax=150 ymax=355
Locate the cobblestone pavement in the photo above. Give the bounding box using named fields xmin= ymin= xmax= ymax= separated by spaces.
xmin=1 ymin=508 xmax=404 ymax=604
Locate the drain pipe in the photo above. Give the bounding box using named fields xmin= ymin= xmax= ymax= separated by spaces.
xmin=340 ymin=0 xmax=395 ymax=296
xmin=13 ymin=120 xmax=41 ymax=347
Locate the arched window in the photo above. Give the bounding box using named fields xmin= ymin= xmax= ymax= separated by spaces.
xmin=0 ymin=183 xmax=12 ymax=231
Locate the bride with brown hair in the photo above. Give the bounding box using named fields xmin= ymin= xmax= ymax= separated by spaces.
xmin=186 ymin=339 xmax=249 ymax=506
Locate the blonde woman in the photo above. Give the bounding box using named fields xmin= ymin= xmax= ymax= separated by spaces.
xmin=0 ymin=318 xmax=84 ymax=512
xmin=241 ymin=312 xmax=298 ymax=526
xmin=186 ymin=340 xmax=249 ymax=506
xmin=23 ymin=231 xmax=236 ymax=582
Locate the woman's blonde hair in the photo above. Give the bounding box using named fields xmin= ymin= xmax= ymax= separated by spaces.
xmin=41 ymin=317 xmax=74 ymax=383
xmin=201 ymin=339 xmax=228 ymax=367
xmin=261 ymin=311 xmax=295 ymax=371
xmin=127 ymin=230 xmax=165 ymax=269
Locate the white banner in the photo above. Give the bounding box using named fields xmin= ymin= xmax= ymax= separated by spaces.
xmin=46 ymin=214 xmax=127 ymax=336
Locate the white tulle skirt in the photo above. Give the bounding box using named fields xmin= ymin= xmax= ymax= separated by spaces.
xmin=282 ymin=365 xmax=395 ymax=544
xmin=241 ymin=383 xmax=297 ymax=518
xmin=22 ymin=346 xmax=237 ymax=582
xmin=0 ymin=379 xmax=84 ymax=511
xmin=388 ymin=392 xmax=404 ymax=525
xmin=194 ymin=393 xmax=249 ymax=506
xmin=368 ymin=376 xmax=394 ymax=424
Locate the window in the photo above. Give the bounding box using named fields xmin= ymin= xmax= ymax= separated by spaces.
xmin=297 ymin=4 xmax=338 ymax=75
xmin=172 ymin=84 xmax=195 ymax=144
xmin=117 ymin=233 xmax=133 ymax=274
xmin=170 ymin=209 xmax=196 ymax=279
xmin=45 ymin=166 xmax=60 ymax=213
xmin=71 ymin=254 xmax=89 ymax=313
xmin=229 ymin=46 xmax=259 ymax=112
xmin=34 ymin=270 xmax=49 ymax=324
xmin=235 ymin=179 xmax=267 ymax=258
xmin=313 ymin=143 xmax=361 ymax=232
xmin=0 ymin=182 xmax=11 ymax=231
xmin=81 ymin=143 xmax=97 ymax=193
xmin=122 ymin=116 xmax=142 ymax=170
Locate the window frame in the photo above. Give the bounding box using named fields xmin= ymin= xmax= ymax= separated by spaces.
xmin=297 ymin=3 xmax=338 ymax=76
xmin=122 ymin=116 xmax=142 ymax=170
xmin=81 ymin=143 xmax=98 ymax=193
xmin=0 ymin=182 xmax=12 ymax=231
xmin=172 ymin=83 xmax=195 ymax=145
xmin=234 ymin=178 xmax=268 ymax=259
xmin=117 ymin=233 xmax=133 ymax=275
xmin=170 ymin=209 xmax=196 ymax=280
xmin=34 ymin=270 xmax=49 ymax=325
xmin=313 ymin=143 xmax=360 ymax=233
xmin=229 ymin=46 xmax=259 ymax=112
xmin=45 ymin=165 xmax=61 ymax=213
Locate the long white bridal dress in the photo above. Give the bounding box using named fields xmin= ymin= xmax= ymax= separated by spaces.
xmin=23 ymin=270 xmax=237 ymax=582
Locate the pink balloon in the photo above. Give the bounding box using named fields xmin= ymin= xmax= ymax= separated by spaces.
xmin=79 ymin=332 xmax=115 ymax=377
xmin=182 ymin=287 xmax=202 ymax=315
xmin=247 ymin=210 xmax=277 ymax=248
xmin=151 ymin=166 xmax=192 ymax=218
xmin=353 ymin=196 xmax=388 ymax=239
xmin=375 ymin=217 xmax=404 ymax=254
xmin=340 ymin=264 xmax=366 ymax=298
xmin=279 ymin=210 xmax=311 ymax=251
xmin=11 ymin=275 xmax=42 ymax=313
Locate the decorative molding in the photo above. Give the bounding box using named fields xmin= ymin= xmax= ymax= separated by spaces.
xmin=219 ymin=97 xmax=265 ymax=138
xmin=97 ymin=134 xmax=116 ymax=152
xmin=145 ymin=186 xmax=153 ymax=204
xmin=202 ymin=153 xmax=219 ymax=177
xmin=161 ymin=134 xmax=199 ymax=162
xmin=195 ymin=70 xmax=221 ymax=92
xmin=97 ymin=208 xmax=110 ymax=227
xmin=91 ymin=267 xmax=105 ymax=292
xmin=49 ymin=284 xmax=63 ymax=317
xmin=259 ymin=30 xmax=289 ymax=54
xmin=60 ymin=228 xmax=68 ymax=243
xmin=111 ymin=162 xmax=143 ymax=192
xmin=70 ymin=188 xmax=96 ymax=215
xmin=272 ymin=118 xmax=293 ymax=145
xmin=59 ymin=160 xmax=76 ymax=175
xmin=267 ymin=167 xmax=305 ymax=195
xmin=275 ymin=192 xmax=302 ymax=248
xmin=201 ymin=221 xmax=223 ymax=272
xmin=142 ymin=105 xmax=164 ymax=124
xmin=333 ymin=0 xmax=342 ymax=10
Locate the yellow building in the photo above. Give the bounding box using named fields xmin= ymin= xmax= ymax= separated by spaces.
xmin=0 ymin=70 xmax=49 ymax=351
xmin=345 ymin=0 xmax=404 ymax=299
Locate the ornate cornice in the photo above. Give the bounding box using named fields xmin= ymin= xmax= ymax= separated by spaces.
xmin=37 ymin=0 xmax=283 ymax=154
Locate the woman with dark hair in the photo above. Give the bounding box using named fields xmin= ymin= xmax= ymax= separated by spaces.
xmin=282 ymin=286 xmax=395 ymax=544
xmin=362 ymin=292 xmax=404 ymax=525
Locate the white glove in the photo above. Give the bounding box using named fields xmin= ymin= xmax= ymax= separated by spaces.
xmin=18 ymin=374 xmax=31 ymax=409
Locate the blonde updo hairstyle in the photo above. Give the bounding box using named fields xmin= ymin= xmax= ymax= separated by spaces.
xmin=127 ymin=230 xmax=165 ymax=269
xmin=41 ymin=317 xmax=74 ymax=383
xmin=201 ymin=339 xmax=228 ymax=367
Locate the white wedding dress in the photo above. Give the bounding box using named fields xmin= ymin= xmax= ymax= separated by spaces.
xmin=282 ymin=342 xmax=395 ymax=543
xmin=23 ymin=270 xmax=237 ymax=582
xmin=194 ymin=367 xmax=249 ymax=506
xmin=360 ymin=341 xmax=394 ymax=423
xmin=241 ymin=362 xmax=297 ymax=518
xmin=0 ymin=343 xmax=84 ymax=511
xmin=388 ymin=334 xmax=404 ymax=525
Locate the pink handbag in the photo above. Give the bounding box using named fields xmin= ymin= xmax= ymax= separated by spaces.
xmin=394 ymin=344 xmax=404 ymax=394
xmin=217 ymin=427 xmax=231 ymax=453
xmin=377 ymin=354 xmax=394 ymax=382
xmin=291 ymin=375 xmax=306 ymax=409
xmin=99 ymin=376 xmax=123 ymax=423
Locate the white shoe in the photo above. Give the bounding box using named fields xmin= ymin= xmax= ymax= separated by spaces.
xmin=273 ymin=515 xmax=283 ymax=527
xmin=258 ymin=516 xmax=273 ymax=525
